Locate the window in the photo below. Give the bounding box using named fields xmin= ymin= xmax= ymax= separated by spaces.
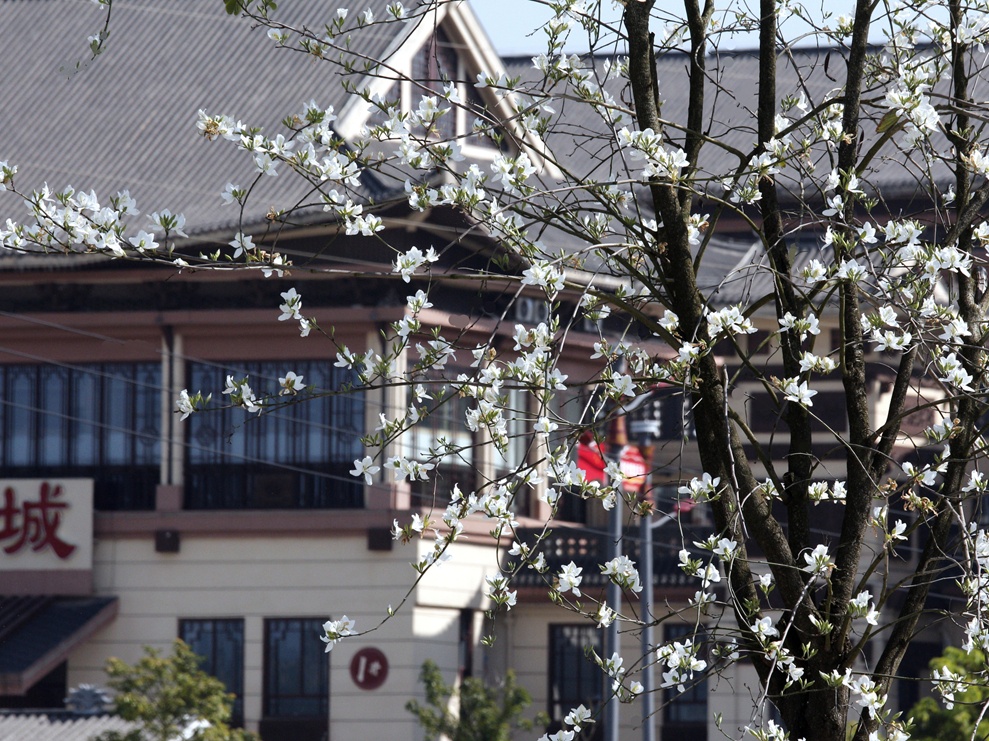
xmin=897 ymin=640 xmax=941 ymax=712
xmin=412 ymin=28 xmax=459 ymax=140
xmin=662 ymin=624 xmax=708 ymax=741
xmin=458 ymin=608 xmax=475 ymax=679
xmin=408 ymin=381 xmax=532 ymax=508
xmin=262 ymin=618 xmax=328 ymax=741
xmin=635 ymin=387 xmax=695 ymax=442
xmin=185 ymin=361 xmax=363 ymax=509
xmin=548 ymin=624 xmax=603 ymax=741
xmin=408 ymin=27 xmax=504 ymax=150
xmin=179 ymin=619 xmax=245 ymax=726
xmin=493 ymin=387 xmax=530 ymax=474
xmin=746 ymin=390 xmax=845 ymax=434
xmin=408 ymin=378 xmax=476 ymax=506
xmin=0 ymin=362 xmax=160 ymax=510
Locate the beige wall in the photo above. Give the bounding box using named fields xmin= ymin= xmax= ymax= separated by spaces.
xmin=508 ymin=602 xmax=666 ymax=741
xmin=66 ymin=533 xmax=499 ymax=739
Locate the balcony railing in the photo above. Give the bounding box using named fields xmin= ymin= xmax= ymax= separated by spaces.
xmin=2 ymin=466 xmax=157 ymax=511
xmin=509 ymin=524 xmax=713 ymax=590
xmin=185 ymin=465 xmax=362 ymax=510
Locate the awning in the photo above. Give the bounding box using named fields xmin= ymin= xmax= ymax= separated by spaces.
xmin=0 ymin=596 xmax=118 ymax=694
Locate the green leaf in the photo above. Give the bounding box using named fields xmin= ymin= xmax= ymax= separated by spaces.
xmin=876 ymin=110 xmax=901 ymax=134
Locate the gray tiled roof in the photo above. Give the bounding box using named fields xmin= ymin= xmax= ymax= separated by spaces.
xmin=0 ymin=0 xmax=410 ymax=239
xmin=499 ymin=48 xmax=964 ymax=305
xmin=502 ymin=47 xmax=956 ymax=202
xmin=2 ymin=3 xmax=957 ymax=294
xmin=0 ymin=713 xmax=136 ymax=741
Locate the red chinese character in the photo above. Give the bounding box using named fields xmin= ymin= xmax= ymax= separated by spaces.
xmin=0 ymin=483 xmax=76 ymax=560
xmin=0 ymin=488 xmax=21 ymax=543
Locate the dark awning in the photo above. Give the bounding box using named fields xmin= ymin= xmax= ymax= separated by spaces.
xmin=0 ymin=596 xmax=118 ymax=694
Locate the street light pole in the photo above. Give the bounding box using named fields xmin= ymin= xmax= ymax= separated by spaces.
xmin=628 ymin=395 xmax=664 ymax=741
xmin=605 ymin=386 xmax=666 ymax=741
xmin=638 ymin=440 xmax=656 ymax=741
xmin=603 ymin=414 xmax=626 ymax=741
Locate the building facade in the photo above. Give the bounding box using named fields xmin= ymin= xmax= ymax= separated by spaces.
xmin=0 ymin=2 xmax=959 ymax=741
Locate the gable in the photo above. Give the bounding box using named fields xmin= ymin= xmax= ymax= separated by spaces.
xmin=333 ymin=2 xmax=558 ymax=175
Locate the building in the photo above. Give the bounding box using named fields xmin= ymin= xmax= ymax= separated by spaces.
xmin=0 ymin=2 xmax=702 ymax=740
xmin=0 ymin=2 xmax=958 ymax=740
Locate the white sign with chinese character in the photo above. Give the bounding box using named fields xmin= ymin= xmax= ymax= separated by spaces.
xmin=0 ymin=479 xmax=93 ymax=572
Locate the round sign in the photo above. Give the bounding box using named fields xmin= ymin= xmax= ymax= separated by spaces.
xmin=619 ymin=445 xmax=648 ymax=493
xmin=350 ymin=647 xmax=389 ymax=691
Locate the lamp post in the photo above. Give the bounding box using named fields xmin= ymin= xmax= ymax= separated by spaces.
xmin=603 ymin=412 xmax=627 ymax=741
xmin=628 ymin=393 xmax=665 ymax=741
xmin=604 ymin=388 xmax=666 ymax=741
xmin=636 ymin=440 xmax=657 ymax=741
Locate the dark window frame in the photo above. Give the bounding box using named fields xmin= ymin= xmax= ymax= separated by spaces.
xmin=407 ymin=372 xmax=479 ymax=506
xmin=179 ymin=618 xmax=246 ymax=727
xmin=263 ymin=617 xmax=329 ymax=720
xmin=411 ymin=26 xmax=460 ymax=140
xmin=548 ymin=623 xmax=604 ymax=741
xmin=662 ymin=623 xmax=708 ymax=740
xmin=0 ymin=362 xmax=160 ymax=510
xmin=185 ymin=360 xmax=363 ymax=510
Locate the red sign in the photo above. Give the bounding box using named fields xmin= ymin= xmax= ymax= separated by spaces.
xmin=0 ymin=482 xmax=75 ymax=559
xmin=619 ymin=446 xmax=647 ymax=493
xmin=350 ymin=647 xmax=388 ymax=690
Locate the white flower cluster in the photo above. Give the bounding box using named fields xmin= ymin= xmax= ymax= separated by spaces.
xmin=960 ymin=528 xmax=989 ymax=653
xmin=781 ymin=377 xmax=816 ymax=408
xmin=484 ymin=572 xmax=517 ymax=611
xmin=807 ymin=480 xmax=846 ymax=504
xmin=557 ymin=561 xmax=583 ymax=597
xmin=0 ymin=182 xmax=200 ymax=269
xmin=860 ymin=306 xmax=911 ymax=353
xmin=931 ymin=665 xmax=962 ymax=709
xmin=617 ymin=127 xmax=690 ymax=182
xmin=222 ymin=375 xmax=262 ymax=415
xmin=175 ymin=389 xmax=210 ymax=421
xmin=278 ymin=287 xmax=313 ymax=337
xmin=657 ymin=636 xmax=707 ymax=693
xmin=706 ymin=304 xmax=756 ymax=340
xmin=392 ymin=246 xmax=439 ymax=283
xmin=870 ymin=506 xmax=908 ymax=547
xmin=846 ymin=672 xmax=887 ymax=718
xmin=884 ymin=61 xmax=941 ymax=147
xmin=521 ymin=261 xmax=565 ymax=297
xmin=601 ymin=555 xmax=642 ymax=593
xmin=678 ymin=547 xmax=721 ymax=595
xmin=491 ymin=153 xmax=537 ymax=195
xmin=678 ymin=473 xmax=721 ymax=502
xmin=722 ymin=130 xmax=794 ymax=205
xmin=778 ymin=311 xmax=821 ymax=343
xmin=848 ymin=590 xmax=880 ymax=626
xmin=802 ymin=544 xmax=835 ymax=577
xmin=935 ymin=351 xmax=975 ymax=392
xmin=536 ymin=703 xmax=593 ymax=740
xmin=596 ymin=651 xmax=643 ymax=699
xmin=320 ymin=616 xmax=356 ymax=652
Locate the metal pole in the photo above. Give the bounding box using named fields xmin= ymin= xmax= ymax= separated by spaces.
xmin=605 ymin=492 xmax=622 ymax=741
xmin=639 ymin=439 xmax=655 ymax=741
xmin=604 ymin=414 xmax=628 ymax=741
